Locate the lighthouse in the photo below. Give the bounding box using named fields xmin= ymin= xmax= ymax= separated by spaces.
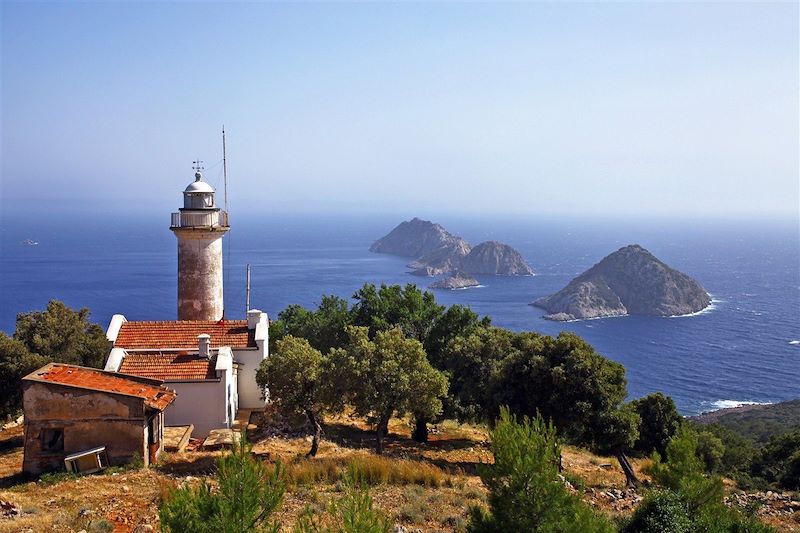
xmin=170 ymin=163 xmax=230 ymax=321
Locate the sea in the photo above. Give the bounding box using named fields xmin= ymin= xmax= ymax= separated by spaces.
xmin=2 ymin=210 xmax=798 ymax=417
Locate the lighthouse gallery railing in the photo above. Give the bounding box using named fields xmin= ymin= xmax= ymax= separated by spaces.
xmin=171 ymin=211 xmax=228 ymax=228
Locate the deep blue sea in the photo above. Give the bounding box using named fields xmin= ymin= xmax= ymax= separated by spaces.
xmin=2 ymin=211 xmax=798 ymax=416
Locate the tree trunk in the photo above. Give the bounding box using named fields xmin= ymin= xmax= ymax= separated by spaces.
xmin=615 ymin=450 xmax=640 ymax=487
xmin=306 ymin=409 xmax=322 ymax=457
xmin=376 ymin=416 xmax=389 ymax=454
xmin=412 ymin=417 xmax=429 ymax=443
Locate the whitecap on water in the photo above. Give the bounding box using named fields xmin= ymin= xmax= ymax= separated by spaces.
xmin=669 ymin=297 xmax=720 ymax=318
xmin=700 ymin=400 xmax=772 ymax=413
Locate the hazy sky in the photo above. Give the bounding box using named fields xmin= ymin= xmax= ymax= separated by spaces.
xmin=2 ymin=2 xmax=798 ymax=219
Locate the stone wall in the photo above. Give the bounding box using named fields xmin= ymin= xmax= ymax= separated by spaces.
xmin=22 ymin=382 xmax=151 ymax=476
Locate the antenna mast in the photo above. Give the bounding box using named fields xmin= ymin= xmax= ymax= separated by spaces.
xmin=222 ymin=126 xmax=228 ymax=216
xmin=246 ymin=264 xmax=251 ymax=315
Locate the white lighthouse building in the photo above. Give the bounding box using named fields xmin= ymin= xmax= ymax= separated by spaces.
xmin=103 ymin=161 xmax=269 ymax=438
xmin=170 ymin=164 xmax=230 ymax=321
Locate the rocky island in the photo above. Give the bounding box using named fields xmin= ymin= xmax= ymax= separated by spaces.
xmin=429 ymin=271 xmax=481 ymax=290
xmin=532 ymin=244 xmax=710 ymax=321
xmin=459 ymin=241 xmax=535 ymax=276
xmin=370 ymin=218 xmax=534 ymax=277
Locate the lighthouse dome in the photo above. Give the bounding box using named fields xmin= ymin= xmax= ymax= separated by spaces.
xmin=184 ymin=172 xmax=215 ymax=193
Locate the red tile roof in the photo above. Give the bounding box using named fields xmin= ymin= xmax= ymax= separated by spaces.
xmin=114 ymin=320 xmax=254 ymax=350
xmin=24 ymin=363 xmax=176 ymax=411
xmin=119 ymin=352 xmax=218 ymax=382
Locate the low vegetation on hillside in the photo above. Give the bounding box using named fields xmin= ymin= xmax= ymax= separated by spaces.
xmin=692 ymin=400 xmax=800 ymax=445
xmin=0 ymin=294 xmax=798 ymax=532
xmin=0 ymin=300 xmax=107 ymax=420
xmin=688 ymin=400 xmax=800 ymax=492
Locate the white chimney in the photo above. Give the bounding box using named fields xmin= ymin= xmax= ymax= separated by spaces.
xmin=247 ymin=309 xmax=262 ymax=330
xmin=198 ymin=334 xmax=211 ymax=358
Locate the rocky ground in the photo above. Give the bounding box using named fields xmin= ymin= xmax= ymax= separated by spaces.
xmin=0 ymin=413 xmax=797 ymax=532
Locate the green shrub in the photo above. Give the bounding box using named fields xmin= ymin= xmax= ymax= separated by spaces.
xmin=159 ymin=438 xmax=285 ymax=533
xmin=695 ymin=430 xmax=725 ymax=473
xmin=750 ymin=430 xmax=800 ymax=490
xmin=693 ymin=503 xmax=776 ymax=533
xmin=647 ymin=428 xmax=777 ymax=533
xmin=781 ymin=449 xmax=800 ymax=490
xmin=467 ymin=408 xmax=613 ymax=533
xmin=649 ymin=426 xmax=723 ymax=513
xmin=622 ymin=490 xmax=692 ymax=533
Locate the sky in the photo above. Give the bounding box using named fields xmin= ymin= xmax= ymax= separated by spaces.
xmin=1 ymin=2 xmax=798 ymax=219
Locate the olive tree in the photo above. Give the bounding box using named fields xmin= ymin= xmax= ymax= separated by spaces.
xmin=1 ymin=300 xmax=106 ymax=420
xmin=0 ymin=334 xmax=47 ymax=420
xmin=329 ymin=326 xmax=448 ymax=454
xmin=256 ymin=336 xmax=338 ymax=456
xmin=268 ymin=295 xmax=352 ymax=354
xmin=436 ymin=326 xmax=516 ymax=424
xmin=350 ymin=283 xmax=443 ymax=343
xmin=496 ymin=332 xmax=642 ymax=485
xmin=14 ymin=299 xmax=108 ymax=369
xmin=631 ymin=392 xmax=683 ymax=456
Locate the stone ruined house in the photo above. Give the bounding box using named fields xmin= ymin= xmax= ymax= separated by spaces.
xmin=103 ymin=166 xmax=269 ymax=438
xmin=22 ymin=363 xmax=176 ymax=475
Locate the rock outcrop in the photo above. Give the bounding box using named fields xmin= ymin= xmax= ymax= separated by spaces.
xmin=533 ymin=244 xmax=710 ymax=321
xmin=371 ymin=218 xmax=534 ymax=277
xmin=429 ymin=272 xmax=480 ymax=290
xmin=369 ymin=218 xmax=470 ymax=259
xmin=460 ymin=241 xmax=535 ymax=276
xmin=408 ymin=240 xmax=472 ymax=276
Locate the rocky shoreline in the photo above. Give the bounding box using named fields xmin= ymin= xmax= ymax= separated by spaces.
xmin=429 ymin=272 xmax=481 ymax=290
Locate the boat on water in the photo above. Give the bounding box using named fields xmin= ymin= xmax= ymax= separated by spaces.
xmin=22 ymin=239 xmax=39 ymax=246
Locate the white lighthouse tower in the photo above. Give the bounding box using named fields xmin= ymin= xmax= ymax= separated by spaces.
xmin=170 ymin=162 xmax=230 ymax=321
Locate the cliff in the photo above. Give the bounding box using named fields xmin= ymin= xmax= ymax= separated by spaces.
xmin=533 ymin=244 xmax=710 ymax=321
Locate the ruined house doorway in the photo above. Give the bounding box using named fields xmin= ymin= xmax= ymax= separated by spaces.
xmin=147 ymin=413 xmax=160 ymax=465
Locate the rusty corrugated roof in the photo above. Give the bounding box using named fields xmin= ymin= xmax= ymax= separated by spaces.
xmin=119 ymin=352 xmax=218 ymax=381
xmin=114 ymin=320 xmax=254 ymax=350
xmin=24 ymin=363 xmax=176 ymax=411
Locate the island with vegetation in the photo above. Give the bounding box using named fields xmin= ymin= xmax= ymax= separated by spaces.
xmin=533 ymin=244 xmax=711 ymax=321
xmin=370 ymin=217 xmax=534 ymax=277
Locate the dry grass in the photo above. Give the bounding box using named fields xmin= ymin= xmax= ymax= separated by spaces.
xmin=0 ymin=414 xmax=795 ymax=532
xmin=284 ymin=452 xmax=456 ymax=488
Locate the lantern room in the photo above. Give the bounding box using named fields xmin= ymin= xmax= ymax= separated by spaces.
xmin=183 ymin=171 xmax=216 ymax=210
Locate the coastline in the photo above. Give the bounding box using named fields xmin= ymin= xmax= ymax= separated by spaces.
xmin=691 ymin=401 xmax=775 ymax=422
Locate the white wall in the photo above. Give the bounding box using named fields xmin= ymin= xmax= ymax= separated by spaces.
xmin=164 ymin=381 xmax=227 ymax=438
xmin=234 ymin=312 xmax=269 ymax=409
xmin=234 ymin=348 xmax=266 ymax=408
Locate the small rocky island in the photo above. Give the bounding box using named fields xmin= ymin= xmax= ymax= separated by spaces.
xmin=533 ymin=244 xmax=710 ymax=321
xmin=460 ymin=241 xmax=534 ymax=276
xmin=429 ymin=272 xmax=480 ymax=290
xmin=370 ymin=218 xmax=534 ymax=277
